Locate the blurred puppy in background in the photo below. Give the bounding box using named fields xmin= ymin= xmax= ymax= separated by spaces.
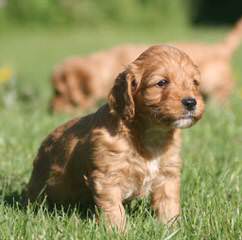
xmin=50 ymin=18 xmax=242 ymax=113
xmin=175 ymin=18 xmax=242 ymax=102
xmin=50 ymin=45 xmax=145 ymax=113
xmin=26 ymin=45 xmax=204 ymax=231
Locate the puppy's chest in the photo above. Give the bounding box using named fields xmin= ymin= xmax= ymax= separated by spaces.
xmin=123 ymin=157 xmax=162 ymax=200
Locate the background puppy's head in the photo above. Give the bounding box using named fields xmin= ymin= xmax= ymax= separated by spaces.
xmin=108 ymin=45 xmax=205 ymax=129
xmin=51 ymin=59 xmax=95 ymax=113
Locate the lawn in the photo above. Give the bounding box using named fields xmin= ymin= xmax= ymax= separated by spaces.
xmin=0 ymin=25 xmax=241 ymax=239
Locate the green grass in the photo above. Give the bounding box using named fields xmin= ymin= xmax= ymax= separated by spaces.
xmin=0 ymin=25 xmax=241 ymax=239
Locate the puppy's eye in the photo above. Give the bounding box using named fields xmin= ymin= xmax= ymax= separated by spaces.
xmin=193 ymin=79 xmax=199 ymax=86
xmin=156 ymin=79 xmax=169 ymax=87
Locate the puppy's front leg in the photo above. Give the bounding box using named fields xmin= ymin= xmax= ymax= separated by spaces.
xmin=93 ymin=183 xmax=126 ymax=231
xmin=151 ymin=173 xmax=180 ymax=224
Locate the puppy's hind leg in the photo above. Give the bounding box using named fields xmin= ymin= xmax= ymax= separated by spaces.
xmin=24 ymin=157 xmax=51 ymax=204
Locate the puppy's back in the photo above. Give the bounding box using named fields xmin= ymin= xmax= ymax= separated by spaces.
xmin=26 ymin=109 xmax=100 ymax=204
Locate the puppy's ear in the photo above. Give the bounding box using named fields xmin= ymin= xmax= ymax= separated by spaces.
xmin=108 ymin=69 xmax=137 ymax=121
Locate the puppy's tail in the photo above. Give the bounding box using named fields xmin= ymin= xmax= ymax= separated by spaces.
xmin=222 ymin=17 xmax=242 ymax=57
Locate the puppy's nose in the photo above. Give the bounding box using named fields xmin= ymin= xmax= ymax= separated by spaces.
xmin=181 ymin=97 xmax=197 ymax=111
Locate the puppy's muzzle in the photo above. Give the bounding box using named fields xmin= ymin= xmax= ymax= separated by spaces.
xmin=181 ymin=97 xmax=197 ymax=111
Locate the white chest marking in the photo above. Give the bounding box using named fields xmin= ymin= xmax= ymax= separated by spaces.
xmin=142 ymin=158 xmax=160 ymax=194
xmin=123 ymin=158 xmax=161 ymax=200
xmin=146 ymin=158 xmax=160 ymax=176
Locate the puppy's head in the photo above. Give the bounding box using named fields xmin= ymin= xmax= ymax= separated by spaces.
xmin=51 ymin=59 xmax=95 ymax=112
xmin=108 ymin=45 xmax=205 ymax=129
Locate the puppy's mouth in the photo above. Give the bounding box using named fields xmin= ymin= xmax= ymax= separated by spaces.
xmin=172 ymin=112 xmax=196 ymax=129
xmin=151 ymin=109 xmax=199 ymax=129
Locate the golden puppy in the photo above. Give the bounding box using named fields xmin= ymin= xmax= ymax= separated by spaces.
xmin=50 ymin=18 xmax=242 ymax=113
xmin=27 ymin=45 xmax=205 ymax=231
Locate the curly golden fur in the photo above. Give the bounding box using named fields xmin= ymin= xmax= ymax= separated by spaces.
xmin=27 ymin=45 xmax=205 ymax=231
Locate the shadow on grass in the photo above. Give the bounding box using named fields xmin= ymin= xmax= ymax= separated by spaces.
xmin=0 ymin=190 xmax=26 ymax=213
xmin=0 ymin=174 xmax=27 ymax=210
xmin=1 ymin=185 xmax=153 ymax=221
xmin=0 ymin=187 xmax=96 ymax=220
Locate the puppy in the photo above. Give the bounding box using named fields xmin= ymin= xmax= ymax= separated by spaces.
xmin=27 ymin=45 xmax=205 ymax=231
xmin=50 ymin=18 xmax=242 ymax=113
